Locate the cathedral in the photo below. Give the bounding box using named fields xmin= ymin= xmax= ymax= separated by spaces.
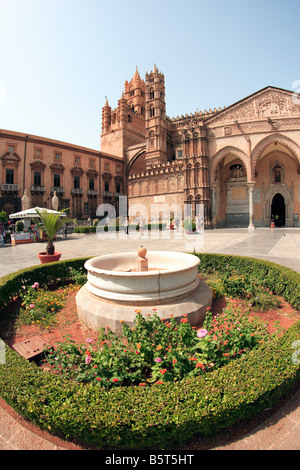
xmin=101 ymin=65 xmax=300 ymax=228
xmin=1 ymin=64 xmax=300 ymax=229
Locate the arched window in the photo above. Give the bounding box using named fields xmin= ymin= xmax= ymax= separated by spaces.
xmin=149 ymin=130 xmax=155 ymax=148
xmin=185 ymin=134 xmax=191 ymax=158
xmin=272 ymin=162 xmax=283 ymax=183
xmin=194 ymin=162 xmax=200 ymax=187
xmin=186 ymin=164 xmax=192 ymax=188
xmin=193 ymin=133 xmax=199 ymax=156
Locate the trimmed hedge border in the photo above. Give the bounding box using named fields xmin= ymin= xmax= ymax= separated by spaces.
xmin=0 ymin=254 xmax=299 ymax=449
xmin=74 ymin=223 xmax=167 ymax=234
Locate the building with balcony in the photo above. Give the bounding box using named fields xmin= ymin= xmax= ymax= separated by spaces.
xmin=0 ymin=130 xmax=124 ymax=220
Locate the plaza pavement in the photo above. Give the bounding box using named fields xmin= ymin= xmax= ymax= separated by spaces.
xmin=0 ymin=226 xmax=300 ymax=450
xmin=1 ymin=226 xmax=300 ymax=276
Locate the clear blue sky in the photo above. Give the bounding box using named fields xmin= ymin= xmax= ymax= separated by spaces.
xmin=1 ymin=0 xmax=300 ymax=150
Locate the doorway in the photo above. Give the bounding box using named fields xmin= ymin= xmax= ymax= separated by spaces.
xmin=271 ymin=193 xmax=285 ymax=226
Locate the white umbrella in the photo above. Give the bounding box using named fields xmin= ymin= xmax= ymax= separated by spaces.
xmin=9 ymin=206 xmax=66 ymax=219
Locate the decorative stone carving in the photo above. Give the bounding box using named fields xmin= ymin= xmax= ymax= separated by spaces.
xmin=228 ymin=164 xmax=246 ymax=181
xmin=208 ymin=89 xmax=300 ymax=125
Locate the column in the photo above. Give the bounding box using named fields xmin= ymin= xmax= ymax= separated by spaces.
xmin=211 ymin=183 xmax=217 ymax=228
xmin=248 ymin=182 xmax=255 ymax=231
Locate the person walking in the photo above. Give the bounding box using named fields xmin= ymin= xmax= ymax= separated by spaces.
xmin=139 ymin=216 xmax=144 ymax=236
xmin=124 ymin=217 xmax=129 ymax=235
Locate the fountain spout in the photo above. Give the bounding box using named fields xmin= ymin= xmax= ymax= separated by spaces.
xmin=136 ymin=246 xmax=148 ymax=272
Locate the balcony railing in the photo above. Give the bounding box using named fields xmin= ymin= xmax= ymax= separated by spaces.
xmin=87 ymin=189 xmax=98 ymax=197
xmin=51 ymin=186 xmax=64 ymax=194
xmin=31 ymin=185 xmax=45 ymax=193
xmin=1 ymin=183 xmax=19 ymax=192
xmin=103 ymin=191 xmax=114 ymax=197
xmin=71 ymin=188 xmax=84 ymax=195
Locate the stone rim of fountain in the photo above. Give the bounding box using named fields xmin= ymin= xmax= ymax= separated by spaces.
xmin=76 ymin=248 xmax=212 ymax=335
xmin=84 ymin=251 xmax=201 ymax=304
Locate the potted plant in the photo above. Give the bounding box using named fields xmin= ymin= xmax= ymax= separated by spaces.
xmin=34 ymin=208 xmax=71 ymax=264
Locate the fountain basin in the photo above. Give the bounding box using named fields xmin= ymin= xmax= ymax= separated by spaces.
xmin=76 ymin=251 xmax=212 ymax=335
xmin=84 ymin=251 xmax=200 ymax=303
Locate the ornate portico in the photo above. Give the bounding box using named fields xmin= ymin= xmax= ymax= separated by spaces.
xmin=207 ymin=86 xmax=300 ymax=228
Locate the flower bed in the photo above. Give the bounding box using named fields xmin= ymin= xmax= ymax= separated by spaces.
xmin=42 ymin=306 xmax=270 ymax=388
xmin=0 ymin=255 xmax=299 ymax=449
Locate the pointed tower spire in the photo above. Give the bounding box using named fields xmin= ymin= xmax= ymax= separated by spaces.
xmin=124 ymin=66 xmax=145 ymax=116
xmin=101 ymin=96 xmax=111 ymax=134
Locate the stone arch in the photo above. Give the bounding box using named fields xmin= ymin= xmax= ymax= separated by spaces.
xmin=251 ymin=133 xmax=300 ymax=175
xmin=195 ymin=192 xmax=202 ymax=204
xmin=210 ymin=146 xmax=250 ymax=183
xmin=262 ymin=183 xmax=294 ymax=227
xmin=126 ymin=149 xmax=146 ymax=176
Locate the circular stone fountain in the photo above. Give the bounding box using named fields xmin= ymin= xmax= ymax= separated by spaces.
xmin=76 ymin=248 xmax=212 ymax=335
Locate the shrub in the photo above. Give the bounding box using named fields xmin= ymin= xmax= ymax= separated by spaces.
xmin=204 ymin=270 xmax=282 ymax=311
xmin=74 ymin=226 xmax=96 ymax=233
xmin=0 ymin=211 xmax=8 ymax=223
xmin=197 ymin=253 xmax=300 ymax=309
xmin=15 ymin=220 xmax=24 ymax=232
xmin=0 ymin=255 xmax=299 ymax=449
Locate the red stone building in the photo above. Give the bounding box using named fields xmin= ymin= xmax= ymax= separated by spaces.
xmin=0 ymin=130 xmax=124 ymax=220
xmin=2 ymin=64 xmax=300 ymax=228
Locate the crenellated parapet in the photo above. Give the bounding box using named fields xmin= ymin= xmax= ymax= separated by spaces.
xmin=128 ymin=160 xmax=184 ymax=180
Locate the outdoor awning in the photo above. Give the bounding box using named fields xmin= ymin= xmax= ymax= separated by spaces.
xmin=9 ymin=207 xmax=66 ymax=219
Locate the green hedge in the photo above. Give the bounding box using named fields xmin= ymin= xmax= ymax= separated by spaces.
xmin=196 ymin=253 xmax=300 ymax=310
xmin=0 ymin=257 xmax=89 ymax=307
xmin=0 ymin=254 xmax=299 ymax=449
xmin=74 ymin=223 xmax=167 ymax=233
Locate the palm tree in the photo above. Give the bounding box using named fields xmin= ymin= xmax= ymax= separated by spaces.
xmin=34 ymin=208 xmax=71 ymax=255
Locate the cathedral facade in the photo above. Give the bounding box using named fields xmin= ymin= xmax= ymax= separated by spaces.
xmin=101 ymin=65 xmax=300 ymax=228
xmin=1 ymin=65 xmax=300 ymax=228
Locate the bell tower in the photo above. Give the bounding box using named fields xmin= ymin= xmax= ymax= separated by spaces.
xmin=124 ymin=67 xmax=145 ymax=117
xmin=145 ymin=64 xmax=168 ymax=166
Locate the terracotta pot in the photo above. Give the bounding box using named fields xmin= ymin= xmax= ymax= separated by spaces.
xmin=137 ymin=246 xmax=147 ymax=258
xmin=38 ymin=252 xmax=61 ymax=264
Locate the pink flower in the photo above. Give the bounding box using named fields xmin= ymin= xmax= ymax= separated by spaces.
xmin=197 ymin=329 xmax=208 ymax=338
xmin=31 ymin=282 xmax=39 ymax=289
xmin=86 ymin=338 xmax=93 ymax=343
xmin=155 ymin=357 xmax=162 ymax=363
xmin=29 ymin=304 xmax=35 ymax=309
xmin=85 ymin=355 xmax=92 ymax=364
